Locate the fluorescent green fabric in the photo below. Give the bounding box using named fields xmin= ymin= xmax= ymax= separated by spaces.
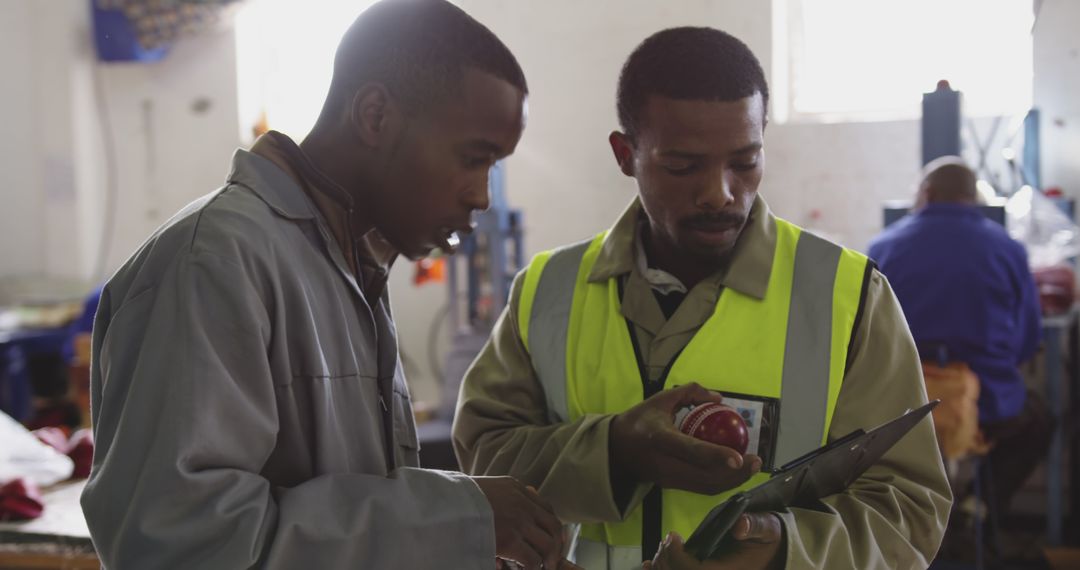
xmin=518 ymin=218 xmax=868 ymax=553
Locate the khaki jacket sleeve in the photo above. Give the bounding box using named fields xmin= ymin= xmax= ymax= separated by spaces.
xmin=453 ymin=272 xmax=642 ymax=523
xmin=777 ymin=270 xmax=953 ymax=570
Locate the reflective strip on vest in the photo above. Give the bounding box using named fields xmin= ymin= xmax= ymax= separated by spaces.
xmin=775 ymin=230 xmax=843 ymax=466
xmin=518 ymin=250 xmax=554 ymax=352
xmin=519 ymin=219 xmax=868 ymax=562
xmin=519 ymin=239 xmax=593 ymax=422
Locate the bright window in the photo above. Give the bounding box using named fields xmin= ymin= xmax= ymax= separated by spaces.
xmin=234 ymin=0 xmax=376 ymax=142
xmin=775 ymin=0 xmax=1034 ymax=123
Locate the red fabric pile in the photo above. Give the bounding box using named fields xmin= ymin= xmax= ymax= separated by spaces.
xmin=0 ymin=428 xmax=95 ymax=521
xmin=32 ymin=427 xmax=95 ymax=479
xmin=0 ymin=478 xmax=44 ymax=521
xmin=1033 ymin=264 xmax=1076 ymax=316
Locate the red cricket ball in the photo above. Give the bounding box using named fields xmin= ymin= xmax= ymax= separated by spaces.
xmin=678 ymin=403 xmax=750 ymax=455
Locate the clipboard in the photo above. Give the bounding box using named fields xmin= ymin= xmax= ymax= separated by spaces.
xmin=683 ymin=400 xmax=940 ymax=560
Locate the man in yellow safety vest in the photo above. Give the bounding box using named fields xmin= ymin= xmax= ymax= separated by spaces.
xmin=453 ymin=26 xmax=951 ymax=570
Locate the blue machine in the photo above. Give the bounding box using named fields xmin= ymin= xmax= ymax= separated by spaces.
xmin=445 ymin=162 xmax=524 ymax=337
xmin=440 ymin=161 xmax=524 ymax=420
xmin=921 ymin=80 xmax=962 ymax=166
xmin=418 ymin=163 xmax=525 ymax=469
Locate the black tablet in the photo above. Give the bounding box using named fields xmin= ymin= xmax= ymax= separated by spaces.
xmin=683 ymin=400 xmax=940 ymax=560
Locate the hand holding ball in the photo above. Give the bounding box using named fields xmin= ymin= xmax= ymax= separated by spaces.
xmin=677 ymin=403 xmax=750 ymax=455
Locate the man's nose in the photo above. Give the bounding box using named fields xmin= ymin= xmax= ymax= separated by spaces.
xmin=696 ymin=170 xmax=736 ymax=210
xmin=466 ymin=172 xmax=492 ymax=212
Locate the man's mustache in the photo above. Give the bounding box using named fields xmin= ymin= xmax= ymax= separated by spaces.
xmin=680 ymin=212 xmax=747 ymax=230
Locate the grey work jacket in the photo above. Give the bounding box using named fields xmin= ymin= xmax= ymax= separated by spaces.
xmin=81 ymin=150 xmax=495 ymax=569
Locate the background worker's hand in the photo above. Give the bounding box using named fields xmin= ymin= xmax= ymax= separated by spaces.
xmin=473 ymin=477 xmax=567 ymax=570
xmin=610 ymin=383 xmax=762 ymax=494
xmin=642 ymin=513 xmax=785 ymax=570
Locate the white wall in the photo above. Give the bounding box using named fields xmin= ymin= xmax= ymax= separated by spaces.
xmin=765 ymin=119 xmax=922 ymax=247
xmin=0 ymin=0 xmax=240 ymax=284
xmin=89 ymin=27 xmax=242 ymax=277
xmin=0 ymin=0 xmax=47 ymax=277
xmin=1034 ymin=0 xmax=1080 ymax=196
xmin=30 ymin=0 xmax=108 ymax=282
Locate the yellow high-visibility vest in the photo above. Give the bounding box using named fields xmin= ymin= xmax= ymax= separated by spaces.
xmin=517 ymin=218 xmax=870 ymax=567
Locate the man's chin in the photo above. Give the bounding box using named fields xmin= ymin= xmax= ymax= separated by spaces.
xmin=400 ymin=239 xmax=457 ymax=261
xmin=400 ymin=247 xmax=434 ymax=261
xmin=684 ymin=240 xmax=738 ymax=268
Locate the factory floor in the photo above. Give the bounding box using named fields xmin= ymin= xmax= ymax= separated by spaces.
xmin=1044 ymin=547 xmax=1080 ymax=570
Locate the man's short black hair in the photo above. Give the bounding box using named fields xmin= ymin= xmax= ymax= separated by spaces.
xmin=327 ymin=0 xmax=527 ymax=114
xmin=617 ymin=27 xmax=768 ymax=137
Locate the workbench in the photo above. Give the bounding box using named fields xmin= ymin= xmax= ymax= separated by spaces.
xmin=0 ymin=480 xmax=97 ymax=569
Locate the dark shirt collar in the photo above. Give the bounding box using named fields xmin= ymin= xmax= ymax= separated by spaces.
xmin=917 ymin=202 xmax=983 ymax=219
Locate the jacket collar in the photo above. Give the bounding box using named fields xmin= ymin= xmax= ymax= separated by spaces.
xmin=918 ymin=202 xmax=983 ymax=219
xmin=225 ymin=149 xmax=317 ymax=221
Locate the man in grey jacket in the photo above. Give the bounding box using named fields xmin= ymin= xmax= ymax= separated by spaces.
xmin=81 ymin=1 xmax=571 ymax=568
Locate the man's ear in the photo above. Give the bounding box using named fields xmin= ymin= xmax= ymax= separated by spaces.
xmin=349 ymin=83 xmax=403 ymax=148
xmin=914 ymin=182 xmax=930 ymax=210
xmin=608 ymin=131 xmax=637 ymax=177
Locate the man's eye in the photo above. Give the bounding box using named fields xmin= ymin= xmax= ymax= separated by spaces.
xmin=732 ymin=162 xmax=759 ymax=172
xmin=663 ymin=163 xmax=696 ymax=176
xmin=462 ymin=155 xmax=493 ymax=169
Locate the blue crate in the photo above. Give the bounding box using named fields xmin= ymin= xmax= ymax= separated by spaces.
xmin=91 ymin=0 xmax=169 ymax=63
